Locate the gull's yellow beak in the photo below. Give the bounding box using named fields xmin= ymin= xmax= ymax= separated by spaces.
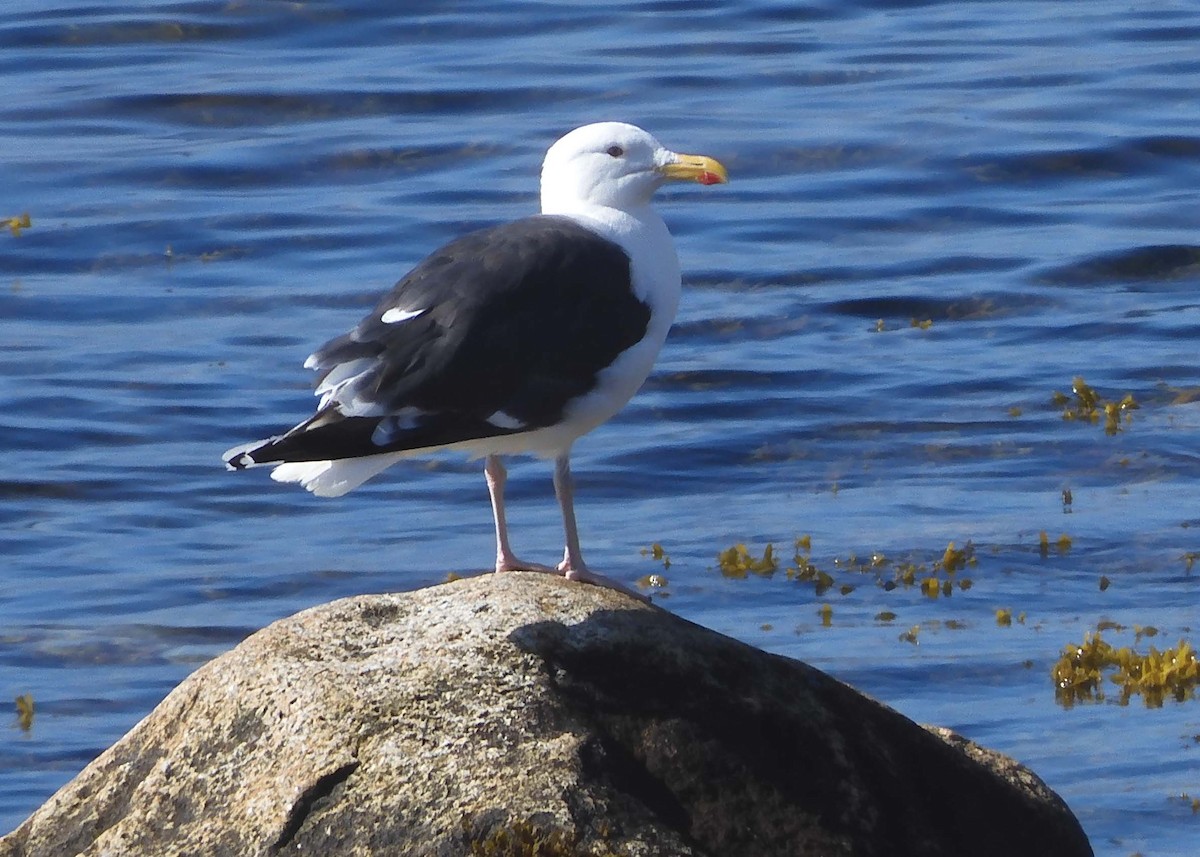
xmin=659 ymin=153 xmax=729 ymax=186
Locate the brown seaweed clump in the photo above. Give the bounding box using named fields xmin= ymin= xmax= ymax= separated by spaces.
xmin=1053 ymin=631 xmax=1199 ymax=708
xmin=1051 ymin=376 xmax=1138 ymax=435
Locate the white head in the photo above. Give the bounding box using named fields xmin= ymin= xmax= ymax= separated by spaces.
xmin=540 ymin=121 xmax=727 ymax=216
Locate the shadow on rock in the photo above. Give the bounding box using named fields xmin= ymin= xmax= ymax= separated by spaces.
xmin=508 ymin=607 xmax=1092 ymax=857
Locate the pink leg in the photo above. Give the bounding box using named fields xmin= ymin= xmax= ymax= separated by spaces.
xmin=485 ymin=455 xmax=556 ymax=574
xmin=552 ymin=454 xmax=649 ymax=603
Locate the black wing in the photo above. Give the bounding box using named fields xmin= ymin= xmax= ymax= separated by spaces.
xmin=243 ymin=216 xmax=651 ymax=464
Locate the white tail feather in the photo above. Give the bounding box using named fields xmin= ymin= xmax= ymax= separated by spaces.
xmin=269 ymin=453 xmax=407 ymax=497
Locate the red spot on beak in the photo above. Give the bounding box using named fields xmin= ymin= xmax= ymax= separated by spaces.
xmin=698 ymin=171 xmax=722 ymax=186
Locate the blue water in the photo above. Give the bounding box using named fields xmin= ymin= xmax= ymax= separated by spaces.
xmin=3 ymin=1 xmax=1200 ymax=853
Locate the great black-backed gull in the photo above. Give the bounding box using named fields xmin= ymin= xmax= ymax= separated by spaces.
xmin=224 ymin=121 xmax=727 ymax=598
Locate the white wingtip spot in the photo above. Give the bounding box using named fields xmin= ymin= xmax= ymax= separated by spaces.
xmin=381 ymin=307 xmax=427 ymax=324
xmin=485 ymin=410 xmax=526 ymax=430
xmin=223 ymin=441 xmax=264 ymax=469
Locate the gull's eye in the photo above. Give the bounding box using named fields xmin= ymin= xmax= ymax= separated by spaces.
xmin=605 ymin=145 xmax=624 ymax=158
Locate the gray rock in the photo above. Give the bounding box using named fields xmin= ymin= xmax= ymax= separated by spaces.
xmin=0 ymin=573 xmax=1092 ymax=857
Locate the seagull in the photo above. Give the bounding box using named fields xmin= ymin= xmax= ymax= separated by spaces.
xmin=224 ymin=121 xmax=727 ymax=598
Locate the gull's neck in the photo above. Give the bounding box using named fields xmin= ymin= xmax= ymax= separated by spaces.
xmin=541 ymin=195 xmax=664 ymax=243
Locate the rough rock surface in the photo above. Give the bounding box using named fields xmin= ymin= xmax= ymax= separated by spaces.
xmin=1 ymin=573 xmax=1092 ymax=857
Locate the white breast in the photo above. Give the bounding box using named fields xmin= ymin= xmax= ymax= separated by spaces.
xmin=551 ymin=205 xmax=682 ymax=442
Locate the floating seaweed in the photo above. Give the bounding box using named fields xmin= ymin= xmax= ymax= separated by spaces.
xmin=1172 ymin=793 xmax=1200 ymax=814
xmin=1038 ymin=531 xmax=1072 ymax=558
xmin=15 ymin=694 xmax=33 ymax=731
xmin=639 ymin=542 xmax=671 ymax=570
xmin=1051 ymin=375 xmax=1138 ymax=435
xmin=1052 ymin=630 xmax=1199 ymax=708
xmin=817 ymin=604 xmax=833 ymax=627
xmin=636 ymin=573 xmax=669 ymax=591
xmin=5 ymin=213 xmax=31 ymax=237
xmin=717 ymin=542 xmax=778 ymax=578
